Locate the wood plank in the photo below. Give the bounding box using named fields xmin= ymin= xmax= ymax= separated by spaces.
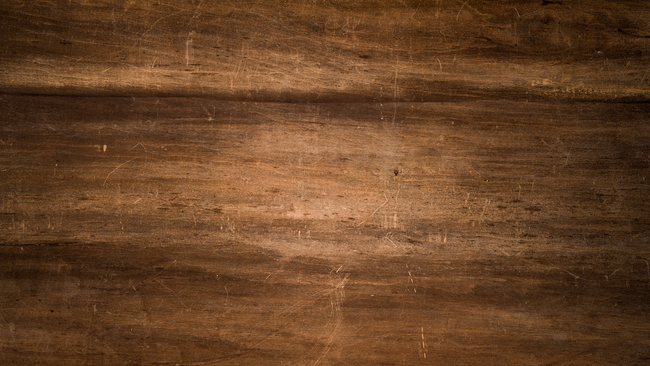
xmin=1 ymin=0 xmax=649 ymax=101
xmin=1 ymin=1 xmax=650 ymax=364
xmin=1 ymin=96 xmax=649 ymax=364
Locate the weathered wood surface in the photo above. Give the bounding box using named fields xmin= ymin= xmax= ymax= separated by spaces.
xmin=1 ymin=0 xmax=649 ymax=101
xmin=1 ymin=1 xmax=650 ymax=365
xmin=1 ymin=96 xmax=649 ymax=365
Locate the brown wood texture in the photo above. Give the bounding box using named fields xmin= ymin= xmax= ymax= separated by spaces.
xmin=1 ymin=1 xmax=650 ymax=365
xmin=1 ymin=0 xmax=649 ymax=101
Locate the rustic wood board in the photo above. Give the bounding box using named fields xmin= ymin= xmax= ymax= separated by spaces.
xmin=1 ymin=0 xmax=649 ymax=101
xmin=1 ymin=0 xmax=650 ymax=365
xmin=1 ymin=96 xmax=649 ymax=365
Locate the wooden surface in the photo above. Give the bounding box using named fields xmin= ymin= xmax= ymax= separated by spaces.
xmin=2 ymin=0 xmax=650 ymax=101
xmin=1 ymin=1 xmax=650 ymax=365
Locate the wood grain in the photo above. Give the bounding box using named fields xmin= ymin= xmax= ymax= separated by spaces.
xmin=1 ymin=0 xmax=649 ymax=101
xmin=2 ymin=96 xmax=649 ymax=365
xmin=1 ymin=1 xmax=650 ymax=365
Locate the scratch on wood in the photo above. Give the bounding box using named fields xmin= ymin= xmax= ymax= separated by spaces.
xmin=103 ymin=157 xmax=137 ymax=186
xmin=456 ymin=1 xmax=469 ymax=21
xmin=357 ymin=193 xmax=389 ymax=226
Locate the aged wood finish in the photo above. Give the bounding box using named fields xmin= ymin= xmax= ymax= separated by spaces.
xmin=2 ymin=0 xmax=649 ymax=101
xmin=1 ymin=1 xmax=650 ymax=365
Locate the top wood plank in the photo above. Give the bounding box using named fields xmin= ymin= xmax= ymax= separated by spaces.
xmin=1 ymin=0 xmax=649 ymax=102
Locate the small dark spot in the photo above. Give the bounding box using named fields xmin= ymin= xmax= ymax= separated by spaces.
xmin=394 ymin=169 xmax=399 ymax=176
xmin=359 ymin=54 xmax=371 ymax=59
xmin=50 ymin=310 xmax=54 ymax=313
